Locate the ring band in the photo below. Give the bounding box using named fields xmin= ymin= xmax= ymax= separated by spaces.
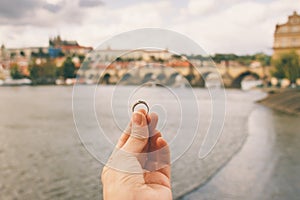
xmin=132 ymin=100 xmax=149 ymax=114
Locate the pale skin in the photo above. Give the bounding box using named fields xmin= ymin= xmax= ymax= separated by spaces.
xmin=101 ymin=109 xmax=172 ymax=200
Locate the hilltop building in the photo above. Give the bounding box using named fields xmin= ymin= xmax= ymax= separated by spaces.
xmin=0 ymin=36 xmax=93 ymax=80
xmin=0 ymin=35 xmax=93 ymax=59
xmin=48 ymin=35 xmax=92 ymax=57
xmin=273 ymin=11 xmax=300 ymax=59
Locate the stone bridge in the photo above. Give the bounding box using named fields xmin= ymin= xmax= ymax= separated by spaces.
xmin=93 ymin=63 xmax=271 ymax=88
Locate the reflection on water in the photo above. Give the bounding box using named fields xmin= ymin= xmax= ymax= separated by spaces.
xmin=1 ymin=86 xmax=298 ymax=200
xmin=241 ymin=80 xmax=263 ymax=90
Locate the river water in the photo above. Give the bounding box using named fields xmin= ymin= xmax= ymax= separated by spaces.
xmin=0 ymin=86 xmax=299 ymax=199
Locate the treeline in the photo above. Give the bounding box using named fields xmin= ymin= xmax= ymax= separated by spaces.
xmin=213 ymin=53 xmax=271 ymax=66
xmin=10 ymin=57 xmax=78 ymax=85
xmin=186 ymin=53 xmax=271 ymax=66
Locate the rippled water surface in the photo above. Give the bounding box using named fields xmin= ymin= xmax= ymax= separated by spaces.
xmin=1 ymin=86 xmax=290 ymax=200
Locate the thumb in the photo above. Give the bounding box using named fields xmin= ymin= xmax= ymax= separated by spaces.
xmin=122 ymin=111 xmax=149 ymax=153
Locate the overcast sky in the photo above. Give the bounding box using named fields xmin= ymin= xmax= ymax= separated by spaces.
xmin=0 ymin=0 xmax=299 ymax=55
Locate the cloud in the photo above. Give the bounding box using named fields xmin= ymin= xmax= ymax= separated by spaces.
xmin=171 ymin=0 xmax=300 ymax=54
xmin=79 ymin=0 xmax=104 ymax=7
xmin=43 ymin=2 xmax=64 ymax=13
xmin=0 ymin=0 xmax=86 ymax=27
xmin=223 ymin=2 xmax=266 ymax=25
xmin=0 ymin=0 xmax=300 ymax=54
xmin=0 ymin=0 xmax=41 ymax=19
xmin=187 ymin=0 xmax=216 ymax=15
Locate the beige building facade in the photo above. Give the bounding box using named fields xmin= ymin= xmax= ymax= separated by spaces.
xmin=273 ymin=11 xmax=300 ymax=59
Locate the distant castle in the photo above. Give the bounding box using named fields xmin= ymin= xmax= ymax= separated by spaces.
xmin=49 ymin=35 xmax=79 ymax=47
xmin=273 ymin=11 xmax=300 ymax=58
xmin=48 ymin=35 xmax=92 ymax=57
xmin=0 ymin=35 xmax=93 ymax=60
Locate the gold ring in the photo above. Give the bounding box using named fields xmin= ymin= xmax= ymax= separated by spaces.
xmin=132 ymin=100 xmax=149 ymax=114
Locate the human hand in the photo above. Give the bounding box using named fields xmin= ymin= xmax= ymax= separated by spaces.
xmin=101 ymin=109 xmax=172 ymax=200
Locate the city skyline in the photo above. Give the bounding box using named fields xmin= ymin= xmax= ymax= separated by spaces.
xmin=0 ymin=0 xmax=299 ymax=55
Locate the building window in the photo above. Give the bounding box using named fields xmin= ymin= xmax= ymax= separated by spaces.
xmin=281 ymin=38 xmax=288 ymax=47
xmin=278 ymin=26 xmax=288 ymax=33
xmin=291 ymin=18 xmax=300 ymax=24
xmin=291 ymin=38 xmax=296 ymax=47
xmin=291 ymin=26 xmax=300 ymax=32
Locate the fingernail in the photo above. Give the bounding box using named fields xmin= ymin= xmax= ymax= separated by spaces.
xmin=133 ymin=112 xmax=142 ymax=126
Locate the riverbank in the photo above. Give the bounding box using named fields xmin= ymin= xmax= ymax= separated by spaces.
xmin=181 ymin=88 xmax=300 ymax=200
xmin=182 ymin=102 xmax=300 ymax=200
xmin=257 ymin=88 xmax=300 ymax=115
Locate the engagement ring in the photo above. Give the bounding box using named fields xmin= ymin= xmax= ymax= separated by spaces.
xmin=132 ymin=100 xmax=149 ymax=114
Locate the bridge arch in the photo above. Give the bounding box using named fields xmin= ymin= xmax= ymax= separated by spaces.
xmin=231 ymin=71 xmax=260 ymax=88
xmin=166 ymin=72 xmax=180 ymax=86
xmin=142 ymin=72 xmax=154 ymax=83
xmin=119 ymin=73 xmax=134 ymax=85
xmin=202 ymin=71 xmax=222 ymax=88
xmin=156 ymin=73 xmax=167 ymax=84
xmin=121 ymin=73 xmax=132 ymax=81
xmin=202 ymin=71 xmax=213 ymax=80
xmin=100 ymin=73 xmax=111 ymax=85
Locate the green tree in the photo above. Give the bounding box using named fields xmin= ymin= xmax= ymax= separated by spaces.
xmin=10 ymin=64 xmax=23 ymax=79
xmin=42 ymin=59 xmax=57 ymax=79
xmin=58 ymin=51 xmax=65 ymax=57
xmin=29 ymin=63 xmax=39 ymax=82
xmin=29 ymin=58 xmax=57 ymax=84
xmin=78 ymin=55 xmax=85 ymax=63
xmin=62 ymin=57 xmax=76 ymax=79
xmin=272 ymin=51 xmax=300 ymax=83
xmin=212 ymin=54 xmax=238 ymax=63
xmin=255 ymin=53 xmax=271 ymax=66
